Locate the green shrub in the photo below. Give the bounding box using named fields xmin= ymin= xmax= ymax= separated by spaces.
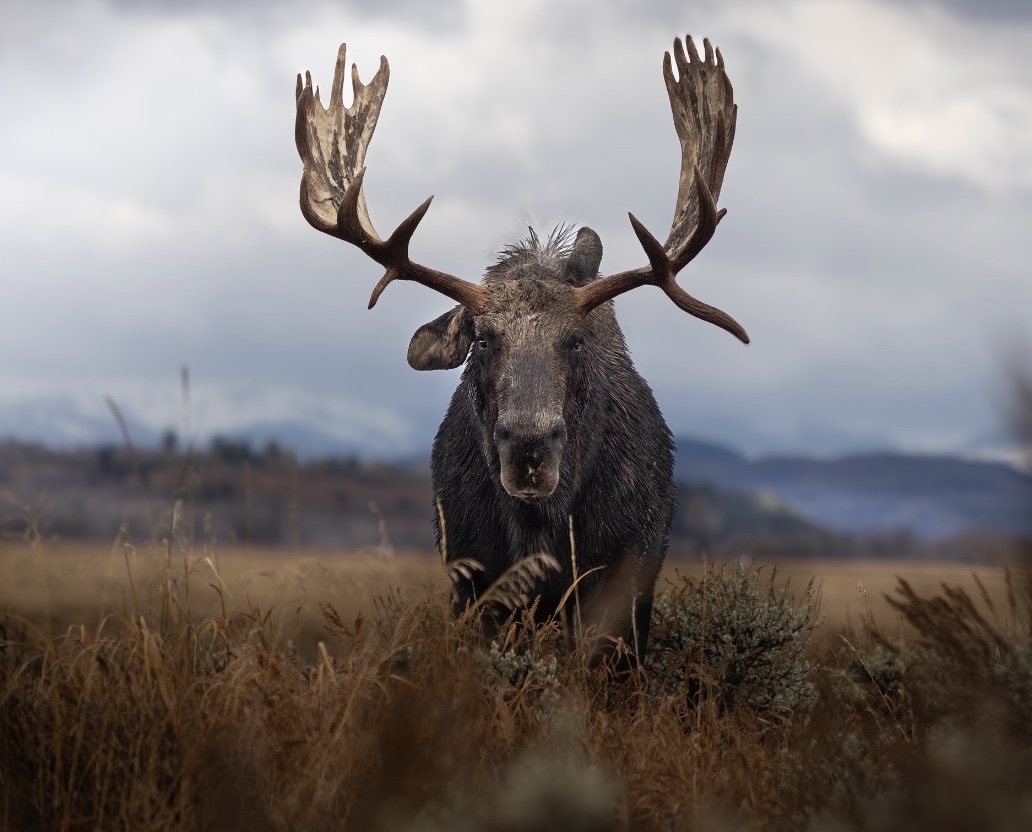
xmin=871 ymin=573 xmax=1032 ymax=739
xmin=646 ymin=561 xmax=823 ymax=712
xmin=485 ymin=638 xmax=562 ymax=692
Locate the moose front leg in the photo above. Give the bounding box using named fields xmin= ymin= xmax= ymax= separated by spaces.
xmin=582 ymin=547 xmax=664 ymax=668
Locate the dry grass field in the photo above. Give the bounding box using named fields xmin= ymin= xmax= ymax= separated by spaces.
xmin=0 ymin=540 xmax=1017 ymax=646
xmin=2 ymin=538 xmax=1031 ymax=830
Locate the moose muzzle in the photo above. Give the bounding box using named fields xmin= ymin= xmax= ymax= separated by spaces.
xmin=494 ymin=413 xmax=567 ymax=501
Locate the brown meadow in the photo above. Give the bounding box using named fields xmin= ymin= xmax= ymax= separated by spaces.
xmin=2 ymin=539 xmax=1031 ymax=831
xmin=0 ymin=540 xmax=1016 ymax=647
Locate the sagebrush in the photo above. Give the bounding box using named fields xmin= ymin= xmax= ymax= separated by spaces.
xmin=2 ymin=556 xmax=1032 ymax=831
xmin=646 ymin=562 xmax=822 ymax=712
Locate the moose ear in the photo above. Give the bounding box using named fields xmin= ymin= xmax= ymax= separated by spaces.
xmin=407 ymin=306 xmax=475 ymax=371
xmin=562 ymin=227 xmax=604 ymax=286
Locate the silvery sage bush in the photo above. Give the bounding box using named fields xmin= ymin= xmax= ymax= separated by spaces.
xmin=646 ymin=561 xmax=823 ymax=712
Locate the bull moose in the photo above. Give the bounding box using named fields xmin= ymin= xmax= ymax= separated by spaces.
xmin=295 ymin=36 xmax=748 ymax=662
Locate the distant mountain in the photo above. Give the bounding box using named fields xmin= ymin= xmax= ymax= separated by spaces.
xmin=0 ymin=397 xmax=409 ymax=461
xmin=0 ymin=396 xmax=159 ymax=449
xmin=231 ymin=421 xmax=370 ymax=461
xmin=3 ymin=393 xmax=1028 ymax=541
xmin=674 ymin=438 xmax=1032 ymax=538
xmin=673 ymin=437 xmax=747 ymax=467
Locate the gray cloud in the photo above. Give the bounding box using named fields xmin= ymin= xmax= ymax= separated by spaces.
xmin=101 ymin=0 xmax=467 ymax=29
xmin=2 ymin=0 xmax=1030 ymax=459
xmin=893 ymin=0 xmax=1032 ymax=23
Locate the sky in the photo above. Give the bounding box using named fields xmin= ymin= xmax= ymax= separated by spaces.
xmin=1 ymin=0 xmax=1031 ymax=459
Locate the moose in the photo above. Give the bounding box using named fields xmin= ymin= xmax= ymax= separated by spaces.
xmin=295 ymin=36 xmax=748 ymax=662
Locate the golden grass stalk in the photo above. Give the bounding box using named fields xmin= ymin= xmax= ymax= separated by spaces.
xmin=1 ymin=554 xmax=1031 ymax=831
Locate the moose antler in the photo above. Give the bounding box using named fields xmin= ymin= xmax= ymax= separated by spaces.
xmin=296 ymin=44 xmax=488 ymax=313
xmin=573 ymin=36 xmax=749 ymax=344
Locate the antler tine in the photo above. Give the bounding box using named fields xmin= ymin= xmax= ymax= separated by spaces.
xmin=296 ymin=44 xmax=488 ymax=314
xmin=573 ymin=35 xmax=748 ymax=344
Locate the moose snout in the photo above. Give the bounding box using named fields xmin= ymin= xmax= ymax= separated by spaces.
xmin=494 ymin=414 xmax=567 ymax=500
xmin=494 ymin=416 xmax=566 ymax=449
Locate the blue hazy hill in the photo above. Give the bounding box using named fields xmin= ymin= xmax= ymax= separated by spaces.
xmin=674 ymin=437 xmax=1032 ymax=538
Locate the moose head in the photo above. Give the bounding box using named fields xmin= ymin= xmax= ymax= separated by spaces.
xmin=295 ymin=37 xmax=748 ymax=506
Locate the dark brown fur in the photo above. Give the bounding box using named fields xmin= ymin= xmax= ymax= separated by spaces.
xmin=297 ymin=37 xmax=751 ymax=663
xmin=410 ymin=227 xmax=675 ymax=661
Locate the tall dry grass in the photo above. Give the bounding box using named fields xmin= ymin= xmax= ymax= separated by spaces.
xmin=2 ymin=550 xmax=1032 ymax=831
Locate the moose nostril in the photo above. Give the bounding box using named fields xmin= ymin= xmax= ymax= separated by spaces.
xmin=549 ymin=422 xmax=567 ymax=445
xmin=495 ymin=416 xmax=565 ymax=449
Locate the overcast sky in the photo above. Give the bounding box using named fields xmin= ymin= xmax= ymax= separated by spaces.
xmin=2 ymin=0 xmax=1031 ymax=458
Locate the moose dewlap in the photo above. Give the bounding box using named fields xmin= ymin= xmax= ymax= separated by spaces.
xmin=295 ymin=35 xmax=748 ymax=663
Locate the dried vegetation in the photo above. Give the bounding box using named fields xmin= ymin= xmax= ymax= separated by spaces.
xmin=2 ymin=551 xmax=1032 ymax=831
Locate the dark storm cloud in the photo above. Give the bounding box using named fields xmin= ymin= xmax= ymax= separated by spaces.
xmin=642 ymin=0 xmax=1032 ymax=24
xmin=894 ymin=0 xmax=1032 ymax=23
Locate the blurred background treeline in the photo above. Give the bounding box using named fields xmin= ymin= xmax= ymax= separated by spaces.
xmin=2 ymin=432 xmax=1028 ymax=563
